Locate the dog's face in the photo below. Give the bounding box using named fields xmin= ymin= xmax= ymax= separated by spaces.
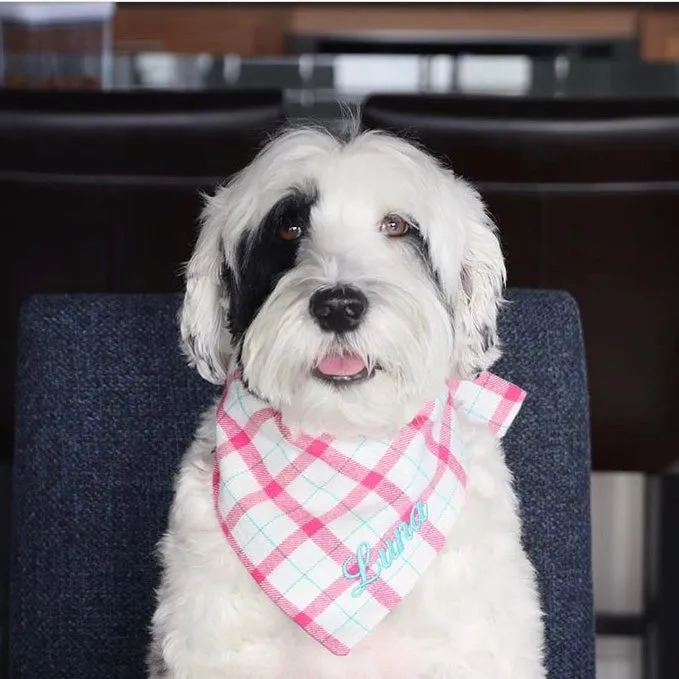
xmin=180 ymin=128 xmax=505 ymax=437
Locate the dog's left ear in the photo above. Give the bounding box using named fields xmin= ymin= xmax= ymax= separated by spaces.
xmin=445 ymin=181 xmax=506 ymax=379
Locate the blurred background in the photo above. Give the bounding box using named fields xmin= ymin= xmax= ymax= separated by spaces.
xmin=1 ymin=2 xmax=679 ymax=679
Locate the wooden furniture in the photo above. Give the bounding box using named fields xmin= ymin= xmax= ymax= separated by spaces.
xmin=639 ymin=9 xmax=679 ymax=61
xmin=113 ymin=4 xmax=290 ymax=55
xmin=288 ymin=5 xmax=639 ymax=39
xmin=111 ymin=4 xmax=679 ymax=62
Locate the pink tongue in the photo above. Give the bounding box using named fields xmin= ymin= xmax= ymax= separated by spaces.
xmin=317 ymin=354 xmax=366 ymax=377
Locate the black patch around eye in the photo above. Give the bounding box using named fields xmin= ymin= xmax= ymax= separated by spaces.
xmin=224 ymin=187 xmax=317 ymax=344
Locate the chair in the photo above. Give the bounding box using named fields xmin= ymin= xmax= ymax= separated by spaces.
xmin=288 ymin=31 xmax=636 ymax=59
xmin=5 ymin=290 xmax=593 ymax=678
xmin=362 ymin=94 xmax=679 ymax=474
xmin=363 ymin=94 xmax=679 ymax=679
xmin=0 ymin=88 xmax=284 ymax=465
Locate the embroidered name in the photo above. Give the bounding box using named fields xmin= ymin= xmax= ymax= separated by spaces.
xmin=341 ymin=501 xmax=429 ymax=597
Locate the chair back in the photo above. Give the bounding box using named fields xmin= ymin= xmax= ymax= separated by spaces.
xmin=11 ymin=290 xmax=593 ymax=678
xmin=363 ymin=94 xmax=679 ymax=472
xmin=0 ymin=89 xmax=284 ymax=463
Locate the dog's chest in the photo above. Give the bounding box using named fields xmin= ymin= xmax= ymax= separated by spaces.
xmin=167 ymin=423 xmax=537 ymax=679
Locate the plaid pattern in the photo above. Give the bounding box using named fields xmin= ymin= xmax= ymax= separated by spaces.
xmin=449 ymin=372 xmax=526 ymax=438
xmin=213 ymin=364 xmax=526 ymax=655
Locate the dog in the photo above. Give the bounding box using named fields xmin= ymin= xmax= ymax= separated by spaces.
xmin=149 ymin=124 xmax=545 ymax=679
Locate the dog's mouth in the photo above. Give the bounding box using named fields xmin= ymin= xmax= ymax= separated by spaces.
xmin=313 ymin=353 xmax=377 ymax=385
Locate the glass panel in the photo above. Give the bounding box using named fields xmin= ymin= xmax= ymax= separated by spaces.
xmin=334 ymin=55 xmax=422 ymax=95
xmin=456 ymin=55 xmax=532 ymax=95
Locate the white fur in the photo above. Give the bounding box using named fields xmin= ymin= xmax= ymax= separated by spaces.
xmin=150 ymin=127 xmax=545 ymax=678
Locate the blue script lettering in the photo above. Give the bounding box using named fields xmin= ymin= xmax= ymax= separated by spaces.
xmin=410 ymin=499 xmax=428 ymax=529
xmin=341 ymin=541 xmax=381 ymax=596
xmin=342 ymin=501 xmax=429 ymax=597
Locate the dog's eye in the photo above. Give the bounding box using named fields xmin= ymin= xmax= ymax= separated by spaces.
xmin=379 ymin=214 xmax=410 ymax=238
xmin=277 ymin=224 xmax=303 ymax=242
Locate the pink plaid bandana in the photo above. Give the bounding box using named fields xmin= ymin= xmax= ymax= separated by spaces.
xmin=213 ymin=363 xmax=526 ymax=655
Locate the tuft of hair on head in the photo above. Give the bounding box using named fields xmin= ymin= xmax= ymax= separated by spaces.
xmin=336 ymin=101 xmax=363 ymax=142
xmin=267 ymin=106 xmax=362 ymax=150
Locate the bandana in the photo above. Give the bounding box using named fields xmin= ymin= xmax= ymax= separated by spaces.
xmin=213 ymin=363 xmax=525 ymax=655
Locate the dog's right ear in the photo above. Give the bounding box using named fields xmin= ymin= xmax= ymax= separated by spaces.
xmin=179 ymin=190 xmax=233 ymax=385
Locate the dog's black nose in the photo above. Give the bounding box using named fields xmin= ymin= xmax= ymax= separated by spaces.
xmin=309 ymin=286 xmax=368 ymax=332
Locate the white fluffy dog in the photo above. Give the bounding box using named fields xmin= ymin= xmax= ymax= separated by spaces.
xmin=149 ymin=125 xmax=545 ymax=679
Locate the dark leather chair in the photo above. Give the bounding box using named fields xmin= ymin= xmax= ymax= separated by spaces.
xmin=288 ymin=32 xmax=636 ymax=59
xmin=362 ymin=94 xmax=679 ymax=474
xmin=0 ymin=89 xmax=284 ymax=464
xmin=363 ymin=95 xmax=679 ymax=679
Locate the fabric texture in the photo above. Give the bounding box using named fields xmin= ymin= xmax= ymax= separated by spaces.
xmin=10 ymin=290 xmax=594 ymax=679
xmin=214 ymin=361 xmax=525 ymax=654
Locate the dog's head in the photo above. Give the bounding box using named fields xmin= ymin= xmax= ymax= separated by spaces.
xmin=180 ymin=127 xmax=505 ymax=437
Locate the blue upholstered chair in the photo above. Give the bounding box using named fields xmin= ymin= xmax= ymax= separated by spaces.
xmin=6 ymin=290 xmax=594 ymax=679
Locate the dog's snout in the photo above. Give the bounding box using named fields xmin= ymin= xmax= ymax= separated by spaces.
xmin=309 ymin=286 xmax=368 ymax=332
